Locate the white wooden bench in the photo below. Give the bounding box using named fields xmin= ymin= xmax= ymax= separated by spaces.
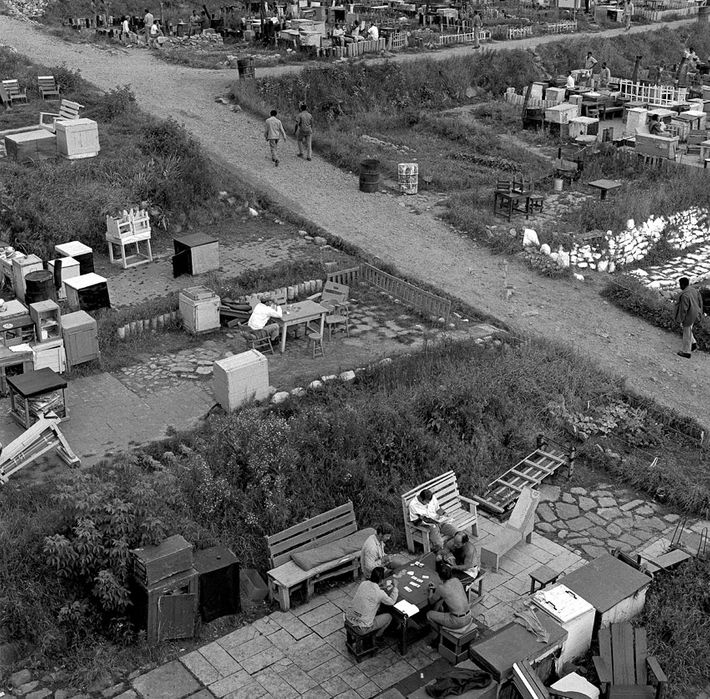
xmin=37 ymin=75 xmax=61 ymax=100
xmin=480 ymin=486 xmax=540 ymax=572
xmin=401 ymin=471 xmax=479 ymax=553
xmin=266 ymin=501 xmax=373 ymax=611
xmin=1 ymin=80 xmax=28 ymax=106
xmin=39 ymin=99 xmax=84 ymax=132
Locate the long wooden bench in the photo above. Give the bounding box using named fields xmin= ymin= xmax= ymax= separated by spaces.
xmin=479 ymin=486 xmax=540 ymax=572
xmin=401 ymin=471 xmax=478 ymax=553
xmin=265 ymin=501 xmax=374 ymax=611
xmin=39 ymin=99 xmax=84 ymax=132
xmin=593 ymin=623 xmax=668 ymax=699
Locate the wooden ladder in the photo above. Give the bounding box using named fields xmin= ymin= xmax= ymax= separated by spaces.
xmin=473 ymin=443 xmax=569 ymax=515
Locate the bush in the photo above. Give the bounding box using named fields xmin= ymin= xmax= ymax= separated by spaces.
xmin=601 ymin=277 xmax=710 ymax=352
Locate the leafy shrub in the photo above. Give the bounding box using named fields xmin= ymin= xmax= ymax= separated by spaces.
xmin=601 ymin=277 xmax=710 ymax=352
xmin=92 ymin=84 xmax=137 ymax=121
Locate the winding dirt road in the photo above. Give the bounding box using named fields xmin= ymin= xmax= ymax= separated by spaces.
xmin=1 ymin=15 xmax=709 ymax=432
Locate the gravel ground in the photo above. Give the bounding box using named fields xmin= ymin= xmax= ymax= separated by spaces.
xmin=1 ymin=15 xmax=709 ymax=433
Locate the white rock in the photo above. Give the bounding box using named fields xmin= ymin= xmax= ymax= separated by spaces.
xmin=597 ymin=260 xmax=609 ymax=273
xmin=522 ymin=228 xmax=539 ymax=247
xmin=248 ymin=207 xmax=259 ymax=217
xmin=291 ymin=387 xmax=306 ymax=396
xmin=540 ymin=243 xmax=551 ymax=255
xmin=573 ymin=272 xmax=585 ymax=281
xmin=321 ymin=374 xmax=338 ymax=382
xmin=308 ymin=380 xmax=323 ymax=389
xmin=626 ymin=220 xmax=634 ymax=230
xmin=378 ymin=357 xmax=393 ymax=365
xmin=271 ymin=391 xmax=290 ymax=404
xmin=339 ymin=370 xmax=356 ymax=381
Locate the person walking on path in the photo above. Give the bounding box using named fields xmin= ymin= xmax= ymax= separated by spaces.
xmin=143 ymin=8 xmax=154 ymax=45
xmin=674 ymin=276 xmax=703 ymax=358
xmin=264 ymin=109 xmax=287 ymax=166
xmin=624 ymin=0 xmax=634 ymax=31
xmin=294 ymin=103 xmax=313 ymax=161
xmin=472 ymin=11 xmax=482 ymax=49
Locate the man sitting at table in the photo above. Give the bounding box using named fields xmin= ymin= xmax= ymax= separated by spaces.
xmin=441 ymin=531 xmax=479 ymax=580
xmin=345 ymin=566 xmax=398 ymax=646
xmin=408 ymin=489 xmax=457 ymax=552
xmin=361 ymin=523 xmax=409 ymax=578
xmin=565 ymin=71 xmax=575 ymax=90
xmin=247 ymin=296 xmax=283 ymax=341
xmin=367 ymin=21 xmax=379 ymax=42
xmin=332 ymin=22 xmax=345 ymax=46
xmin=649 ymin=114 xmax=668 ymax=136
xmin=426 ymin=561 xmax=472 ymax=648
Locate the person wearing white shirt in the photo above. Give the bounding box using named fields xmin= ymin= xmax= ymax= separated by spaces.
xmin=367 ymin=22 xmax=379 ymax=42
xmin=248 ymin=297 xmax=283 ymax=341
xmin=345 ymin=567 xmax=398 ymax=645
xmin=408 ymin=489 xmax=457 ymax=551
xmin=566 ymin=72 xmax=575 ymax=90
xmin=332 ymin=23 xmax=345 ymax=46
xmin=360 ymin=523 xmax=409 ymax=578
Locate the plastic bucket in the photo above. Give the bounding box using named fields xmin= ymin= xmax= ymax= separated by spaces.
xmin=24 ymin=270 xmax=56 ymax=303
xmin=398 ymin=162 xmax=419 ymax=195
xmin=359 ymin=159 xmax=380 ymax=193
xmin=237 ymin=57 xmax=255 ymax=79
xmin=553 ymin=178 xmax=564 ymax=192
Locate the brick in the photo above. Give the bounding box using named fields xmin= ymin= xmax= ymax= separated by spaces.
xmin=132 ymin=662 xmax=201 ymax=699
xmin=240 ymin=646 xmax=284 ymax=674
xmin=267 ymin=628 xmax=298 ymax=652
xmin=217 ymin=626 xmax=260 ymax=651
xmin=320 ymin=675 xmax=351 ymax=696
xmin=370 ymin=659 xmax=416 ymax=688
xmin=300 ymin=687 xmax=331 ymax=699
xmin=292 ymin=643 xmax=339 ymax=672
xmin=312 ymin=613 xmax=346 ymax=638
xmin=340 ymin=665 xmax=370 ymax=690
xmin=226 ymin=635 xmax=273 ymax=663
xmin=251 ymin=616 xmax=282 ymax=636
xmin=277 ymin=614 xmax=312 ymax=640
xmin=357 ymin=681 xmax=381 ymax=698
xmin=221 ymin=680 xmax=269 ymax=699
xmin=308 ymin=653 xmax=354 ymax=682
xmin=298 ymin=601 xmax=342 ymax=628
xmin=208 ymin=671 xmax=252 ymax=698
xmin=279 ymin=664 xmax=319 ymax=693
xmin=199 ymin=643 xmax=241 ymax=677
xmin=181 ymin=651 xmax=221 ymax=685
xmin=253 ymin=667 xmax=299 ymax=699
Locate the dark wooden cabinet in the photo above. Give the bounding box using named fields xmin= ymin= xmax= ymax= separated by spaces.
xmin=194 ymin=546 xmax=240 ymax=622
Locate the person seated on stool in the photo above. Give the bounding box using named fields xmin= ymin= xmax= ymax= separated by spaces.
xmin=441 ymin=531 xmax=479 ymax=581
xmin=247 ymin=295 xmax=283 ymax=341
xmin=345 ymin=566 xmax=398 ymax=646
xmin=332 ymin=22 xmax=346 ymax=46
xmin=649 ymin=114 xmax=667 ymax=136
xmin=565 ymin=71 xmax=575 ymax=90
xmin=426 ymin=560 xmax=472 ymax=648
xmin=408 ymin=488 xmax=457 ymax=551
xmin=361 ymin=523 xmax=410 ymax=578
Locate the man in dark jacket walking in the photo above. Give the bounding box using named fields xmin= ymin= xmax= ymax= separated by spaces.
xmin=674 ymin=276 xmax=703 ymax=358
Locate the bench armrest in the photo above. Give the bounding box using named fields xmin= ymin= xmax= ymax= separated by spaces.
xmin=307 ymin=292 xmax=322 ymax=301
xmin=458 ymin=495 xmax=479 ymax=513
xmin=39 ymin=111 xmax=59 ymax=126
xmin=592 ymin=656 xmax=612 ymax=685
xmin=646 ymin=656 xmax=668 ymax=685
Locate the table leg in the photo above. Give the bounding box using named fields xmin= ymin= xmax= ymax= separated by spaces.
xmin=319 ymin=311 xmax=325 ymax=340
xmin=399 ymin=616 xmax=409 ymax=656
xmin=600 ymin=190 xmax=607 ymax=201
xmin=280 ymin=322 xmax=288 ymax=353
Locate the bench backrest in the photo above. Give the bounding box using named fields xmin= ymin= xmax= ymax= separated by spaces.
xmin=321 ymin=280 xmax=349 ymax=304
xmin=512 ymin=660 xmax=548 ymax=699
xmin=2 ymin=79 xmax=22 ymax=96
xmin=57 ymin=100 xmax=84 ymax=120
xmin=38 ymin=76 xmax=59 ymax=92
xmin=266 ymin=501 xmax=358 ymax=568
xmin=598 ymin=623 xmax=647 ymax=686
xmin=401 ymin=470 xmax=461 ymax=519
xmin=0 ymin=85 xmax=9 ymax=106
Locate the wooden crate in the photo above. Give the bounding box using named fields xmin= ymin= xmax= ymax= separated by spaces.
xmin=0 ymin=314 xmax=35 ymax=348
xmin=545 ymin=103 xmax=579 ymax=124
xmin=131 ymin=534 xmax=194 ymax=586
xmin=61 ymin=311 xmax=99 ymax=369
xmin=55 ymin=241 xmax=94 ymax=275
xmin=131 ymin=568 xmax=198 ymax=644
xmin=0 ymin=345 xmax=33 ymax=396
xmin=64 ymin=273 xmax=110 ymax=312
xmin=48 ymin=257 xmax=80 ymax=300
xmin=4 ymin=129 xmax=57 ymax=163
xmin=635 ymin=134 xmax=679 ymax=160
xmin=55 ymin=118 xmax=100 ymax=160
xmin=213 ymin=350 xmax=270 ymax=412
xmin=172 ymin=233 xmax=220 ymax=276
xmin=32 ymin=338 xmax=66 ymax=374
xmin=29 ymin=300 xmax=62 ymax=343
xmin=178 ymin=286 xmax=220 ymax=334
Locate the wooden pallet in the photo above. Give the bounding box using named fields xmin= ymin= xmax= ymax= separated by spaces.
xmin=473 ymin=446 xmax=568 ymax=515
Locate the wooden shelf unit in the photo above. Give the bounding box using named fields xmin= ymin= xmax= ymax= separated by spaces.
xmin=29 ymin=300 xmax=62 ymax=343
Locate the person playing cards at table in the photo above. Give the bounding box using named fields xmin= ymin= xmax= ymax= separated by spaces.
xmin=426 ymin=561 xmax=472 ymax=648
xmin=408 ymin=489 xmax=457 ymax=551
xmin=441 ymin=531 xmax=479 ymax=580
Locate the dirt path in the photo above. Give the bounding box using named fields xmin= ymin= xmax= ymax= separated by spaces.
xmin=2 ymin=16 xmax=709 ymax=433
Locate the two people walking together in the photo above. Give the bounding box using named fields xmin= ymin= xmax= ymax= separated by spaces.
xmin=263 ymin=104 xmax=313 ymax=166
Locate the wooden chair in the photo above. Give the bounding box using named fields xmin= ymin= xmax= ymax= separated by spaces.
xmin=39 ymin=99 xmax=84 ymax=132
xmin=513 ymin=661 xmax=592 ymax=699
xmin=37 ymin=75 xmax=60 ymax=100
xmin=1 ymin=79 xmax=28 ymax=105
xmin=593 ymin=623 xmax=668 ymax=699
xmin=0 ymin=84 xmax=12 ymax=110
xmin=239 ymin=324 xmax=274 ymax=355
xmin=401 ymin=471 xmax=479 ymax=553
xmin=325 ymin=307 xmax=350 ymax=339
xmin=309 ymin=280 xmax=350 ymax=312
xmin=480 ymin=486 xmax=540 ymax=572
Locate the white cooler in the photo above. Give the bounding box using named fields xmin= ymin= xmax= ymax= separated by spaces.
xmin=532 ymin=584 xmax=595 ymax=667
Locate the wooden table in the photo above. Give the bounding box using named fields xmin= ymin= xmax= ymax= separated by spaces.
xmin=4 ymin=129 xmax=57 ymax=163
xmin=529 ymin=564 xmax=560 ymax=594
xmin=387 ymin=552 xmax=441 ymax=655
xmin=276 ymin=300 xmax=328 ymax=354
xmin=587 ymin=178 xmax=622 ymax=200
xmin=7 ymin=367 xmax=68 ymax=428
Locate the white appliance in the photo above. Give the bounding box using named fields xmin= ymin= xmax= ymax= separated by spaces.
xmin=532 ymin=583 xmax=595 ymax=667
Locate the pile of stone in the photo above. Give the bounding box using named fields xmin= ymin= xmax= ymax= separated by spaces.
xmin=4 ymin=0 xmax=48 ymax=19
xmin=360 ymin=134 xmax=415 ymax=155
xmin=628 ymin=242 xmax=710 ymax=290
xmin=162 ymin=29 xmax=223 ymax=47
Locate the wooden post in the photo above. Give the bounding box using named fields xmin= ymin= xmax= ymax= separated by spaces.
xmin=631 ymin=55 xmax=642 ymax=83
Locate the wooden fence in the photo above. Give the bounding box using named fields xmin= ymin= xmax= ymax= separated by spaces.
xmin=389 ymin=32 xmax=407 ymax=50
xmin=438 ymin=29 xmax=491 ymax=46
xmin=327 ymin=264 xmax=451 ymax=321
xmin=543 ymin=20 xmax=577 ymax=33
xmin=617 ymin=80 xmax=688 ymax=105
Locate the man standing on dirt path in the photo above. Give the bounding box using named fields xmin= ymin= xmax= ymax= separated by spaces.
xmin=624 ymin=0 xmax=633 ymax=31
xmin=472 ymin=11 xmax=482 ymax=49
xmin=143 ymin=8 xmax=154 ymax=44
xmin=294 ymin=104 xmax=313 ymax=161
xmin=674 ymin=276 xmax=703 ymax=358
xmin=264 ymin=110 xmax=287 ymax=167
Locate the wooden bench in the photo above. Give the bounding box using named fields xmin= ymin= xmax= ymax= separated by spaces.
xmin=480 ymin=486 xmax=540 ymax=572
xmin=401 ymin=471 xmax=479 ymax=553
xmin=512 ymin=660 xmax=592 ymax=699
xmin=265 ymin=501 xmax=373 ymax=611
xmin=593 ymin=623 xmax=668 ymax=699
xmin=1 ymin=80 xmax=28 ymax=106
xmin=39 ymin=99 xmax=84 ymax=132
xmin=37 ymin=75 xmax=61 ymax=100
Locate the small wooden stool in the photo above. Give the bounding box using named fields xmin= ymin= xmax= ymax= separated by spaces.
xmin=345 ymin=620 xmax=378 ymax=663
xmin=526 ymin=194 xmax=544 ymax=218
xmin=529 ymin=564 xmax=560 ymax=594
xmin=308 ymin=331 xmax=324 ymax=358
xmin=439 ymin=620 xmax=479 ymax=664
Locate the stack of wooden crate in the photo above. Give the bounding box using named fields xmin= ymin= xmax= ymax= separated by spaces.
xmin=130 ymin=535 xmax=198 ymax=644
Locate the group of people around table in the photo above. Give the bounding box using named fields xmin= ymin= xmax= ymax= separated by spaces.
xmin=346 ymin=488 xmax=480 ymax=650
xmin=331 ymin=20 xmax=379 ymax=47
